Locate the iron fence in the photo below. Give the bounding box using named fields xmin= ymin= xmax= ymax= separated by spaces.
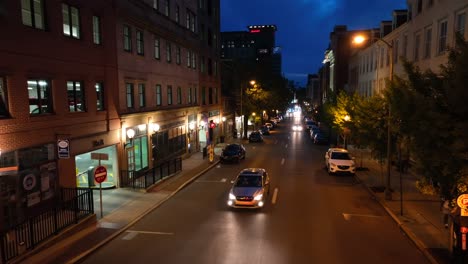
xmin=0 ymin=188 xmax=93 ymax=263
xmin=120 ymin=157 xmax=182 ymax=189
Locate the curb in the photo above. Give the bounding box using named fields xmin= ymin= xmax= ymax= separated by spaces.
xmin=354 ymin=173 xmax=440 ymax=264
xmin=66 ymin=160 xmax=220 ymax=264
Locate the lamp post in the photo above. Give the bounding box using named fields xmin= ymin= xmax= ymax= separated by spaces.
xmin=343 ymin=115 xmax=350 ymax=149
xmin=353 ymin=34 xmax=393 ymax=200
xmin=240 ymin=80 xmax=255 ymax=139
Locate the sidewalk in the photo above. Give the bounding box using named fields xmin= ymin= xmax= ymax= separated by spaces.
xmin=14 ymin=147 xmax=225 ymax=264
xmin=348 ymin=146 xmax=452 ymax=264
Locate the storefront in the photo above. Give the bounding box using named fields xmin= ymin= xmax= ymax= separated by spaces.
xmin=75 ymin=145 xmax=118 ymax=189
xmin=0 ymin=143 xmax=58 ymax=228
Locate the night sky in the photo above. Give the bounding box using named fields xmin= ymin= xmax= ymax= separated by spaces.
xmin=221 ymin=0 xmax=408 ymax=86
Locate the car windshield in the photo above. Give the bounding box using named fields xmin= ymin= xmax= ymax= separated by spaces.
xmin=235 ymin=175 xmax=262 ymax=187
xmin=225 ymin=145 xmax=239 ymax=151
xmin=331 ymin=152 xmax=351 ymax=160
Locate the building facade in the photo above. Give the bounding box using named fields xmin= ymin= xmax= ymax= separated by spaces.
xmin=0 ymin=0 xmax=221 ymax=230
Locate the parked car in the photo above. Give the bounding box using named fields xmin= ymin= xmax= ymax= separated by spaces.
xmin=260 ymin=125 xmax=270 ymax=135
xmin=313 ymin=132 xmax=329 ymax=145
xmin=220 ymin=143 xmax=246 ymax=163
xmin=249 ymin=131 xmax=264 ymax=142
xmin=265 ymin=122 xmax=274 ymax=130
xmin=227 ymin=168 xmax=270 ymax=209
xmin=305 ymin=120 xmax=318 ymax=130
xmin=309 ymin=127 xmax=321 ymax=139
xmin=324 ymin=148 xmax=356 ymax=175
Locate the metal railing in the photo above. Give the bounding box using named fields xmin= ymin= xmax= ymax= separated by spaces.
xmin=120 ymin=157 xmax=182 ymax=189
xmin=0 ymin=188 xmax=93 ymax=263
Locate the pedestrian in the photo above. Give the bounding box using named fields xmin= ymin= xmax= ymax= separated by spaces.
xmin=441 ymin=198 xmax=451 ymax=228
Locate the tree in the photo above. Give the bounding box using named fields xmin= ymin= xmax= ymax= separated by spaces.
xmin=386 ymin=35 xmax=468 ymax=198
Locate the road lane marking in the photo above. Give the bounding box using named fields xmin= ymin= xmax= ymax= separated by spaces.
xmin=221 ymin=178 xmax=227 ymax=182
xmin=342 ymin=213 xmax=383 ymax=221
xmin=271 ymin=188 xmax=279 ymax=204
xmin=195 ymin=180 xmax=228 ymax=183
xmin=123 ymin=230 xmax=175 ymax=240
xmin=281 ymin=158 xmax=285 ymax=165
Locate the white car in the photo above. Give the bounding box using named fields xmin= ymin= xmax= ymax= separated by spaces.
xmin=325 ymin=148 xmax=356 ymax=175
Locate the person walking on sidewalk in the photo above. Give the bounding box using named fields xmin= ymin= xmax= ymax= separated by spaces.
xmin=441 ymin=198 xmax=451 ymax=228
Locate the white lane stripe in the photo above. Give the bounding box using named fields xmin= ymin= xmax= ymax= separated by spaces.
xmin=342 ymin=213 xmax=383 ymax=221
xmin=281 ymin=158 xmax=285 ymax=165
xmin=271 ymin=188 xmax=279 ymax=204
xmin=195 ymin=180 xmax=228 ymax=183
xmin=221 ymin=178 xmax=227 ymax=182
xmin=122 ymin=231 xmax=138 ymax=240
xmin=126 ymin=230 xmax=174 ymax=235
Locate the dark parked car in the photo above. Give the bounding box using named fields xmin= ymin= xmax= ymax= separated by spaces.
xmin=220 ymin=144 xmax=246 ymax=163
xmin=260 ymin=125 xmax=270 ymax=135
xmin=313 ymin=132 xmax=329 ymax=145
xmin=248 ymin=131 xmax=264 ymax=142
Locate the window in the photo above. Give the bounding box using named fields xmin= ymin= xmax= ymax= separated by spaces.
xmin=456 ymin=13 xmax=466 ymax=38
xmin=136 ymin=30 xmax=144 ymax=55
xmin=194 ymin=86 xmax=198 ymax=104
xmin=92 ymin=16 xmax=101 ymax=44
xmin=214 ymin=61 xmax=218 ymax=76
xmin=28 ymin=79 xmax=52 ymax=115
xmin=186 ymin=9 xmax=190 ymax=29
xmin=96 ymin=82 xmax=104 ymax=111
xmin=192 ymin=53 xmax=196 ymax=69
xmin=124 ymin=25 xmax=132 ymax=52
xmin=163 ymin=0 xmax=170 ymax=16
xmin=133 ymin=136 xmax=148 ymax=171
xmin=208 ymin=58 xmax=212 ymax=75
xmin=414 ymin=33 xmax=421 ymax=61
xmin=208 ymin=87 xmax=213 ymax=104
xmin=186 ymin=50 xmax=191 ymax=67
xmin=167 ymin=85 xmax=173 ymax=105
xmin=177 ymin=86 xmax=182 ymax=104
xmin=0 ymin=77 xmax=9 ymax=117
xmin=156 ymin=84 xmax=162 ymax=106
xmin=166 ymin=41 xmax=172 ymax=62
xmin=21 ymin=0 xmax=45 ymax=29
xmin=188 ymin=87 xmax=192 ymax=104
xmin=154 ymin=37 xmax=160 ymax=59
xmin=424 ymin=28 xmax=432 ymax=59
xmin=176 ymin=46 xmax=181 ymax=65
xmin=393 ymin=40 xmax=399 ymax=64
xmin=153 ymin=0 xmax=159 ymax=10
xmin=201 ymin=56 xmax=205 ymax=73
xmin=380 ymin=47 xmax=384 ymax=68
xmin=201 ymin=87 xmax=206 ymax=105
xmin=214 ymin=88 xmax=218 ymax=104
xmin=417 ymin=0 xmax=422 ymax=14
xmin=62 ymin=3 xmax=80 ymax=39
xmin=126 ymin=83 xmax=134 ymax=108
xmin=402 ymin=34 xmax=408 ymax=59
xmin=175 ymin=5 xmax=180 ymax=23
xmin=67 ymin=81 xmax=86 ymax=112
xmin=138 ymin=83 xmax=145 ymax=107
xmin=208 ymin=29 xmax=212 ymax=46
xmin=191 ymin=13 xmax=196 ymax=32
xmin=438 ymin=20 xmax=448 ymax=54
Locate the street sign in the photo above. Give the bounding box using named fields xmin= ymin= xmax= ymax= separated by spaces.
xmin=57 ymin=139 xmax=70 ymax=159
xmin=94 ymin=166 xmax=107 ymax=184
xmin=457 ymin=194 xmax=468 ymax=209
xmin=91 ymin=152 xmax=109 ymax=160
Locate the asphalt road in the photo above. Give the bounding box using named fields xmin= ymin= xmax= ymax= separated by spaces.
xmin=79 ymin=116 xmax=429 ymax=264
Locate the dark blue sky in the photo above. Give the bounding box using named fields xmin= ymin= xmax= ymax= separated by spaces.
xmin=221 ymin=0 xmax=407 ymax=86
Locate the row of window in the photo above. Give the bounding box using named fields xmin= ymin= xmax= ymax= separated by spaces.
xmin=0 ymin=77 xmax=104 ymax=118
xmin=359 ymin=12 xmax=466 ymax=75
xmin=150 ymin=0 xmax=197 ymax=33
xmin=124 ymin=82 xmax=218 ymax=109
xmin=122 ymin=24 xmax=218 ymax=76
xmin=21 ymin=0 xmax=102 ymax=44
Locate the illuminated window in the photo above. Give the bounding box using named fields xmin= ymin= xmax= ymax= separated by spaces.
xmin=28 ymin=79 xmax=52 ymax=115
xmin=156 ymin=84 xmax=162 ymax=106
xmin=154 ymin=37 xmax=160 ymax=59
xmin=124 ymin=25 xmax=132 ymax=52
xmin=167 ymin=85 xmax=173 ymax=105
xmin=136 ymin=30 xmax=144 ymax=55
xmin=96 ymin=82 xmax=105 ymax=111
xmin=138 ymin=83 xmax=145 ymax=107
xmin=67 ymin=81 xmax=86 ymax=112
xmin=438 ymin=20 xmax=448 ymax=54
xmin=21 ymin=0 xmax=45 ymax=29
xmin=126 ymin=83 xmax=134 ymax=109
xmin=62 ymin=3 xmax=80 ymax=38
xmin=93 ymin=16 xmax=101 ymax=44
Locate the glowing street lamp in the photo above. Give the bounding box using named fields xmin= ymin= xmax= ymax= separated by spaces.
xmin=352 ymin=33 xmax=394 ymax=200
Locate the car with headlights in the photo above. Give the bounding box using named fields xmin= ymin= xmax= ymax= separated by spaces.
xmin=220 ymin=143 xmax=246 ymax=163
xmin=292 ymin=124 xmax=303 ymax=131
xmin=227 ymin=168 xmax=270 ymax=209
xmin=325 ymin=148 xmax=356 ymax=175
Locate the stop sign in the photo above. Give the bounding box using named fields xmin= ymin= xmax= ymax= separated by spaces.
xmin=94 ymin=166 xmax=107 ymax=184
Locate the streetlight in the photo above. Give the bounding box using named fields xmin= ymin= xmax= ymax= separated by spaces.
xmin=353 ymin=34 xmax=394 ymax=200
xmin=240 ymin=80 xmax=256 ymax=139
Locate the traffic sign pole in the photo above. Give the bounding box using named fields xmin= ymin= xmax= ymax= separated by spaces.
xmin=94 ymin=163 xmax=107 ymax=219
